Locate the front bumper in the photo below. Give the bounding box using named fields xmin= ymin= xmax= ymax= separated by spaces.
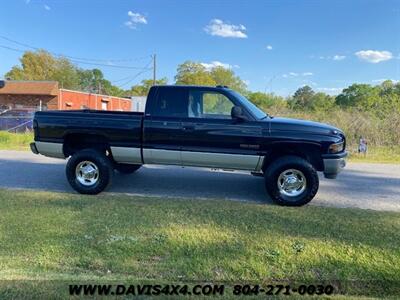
xmin=322 ymin=152 xmax=347 ymax=179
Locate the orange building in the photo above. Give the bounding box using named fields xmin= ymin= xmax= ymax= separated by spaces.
xmin=59 ymin=89 xmax=131 ymax=111
xmin=0 ymin=80 xmax=131 ymax=111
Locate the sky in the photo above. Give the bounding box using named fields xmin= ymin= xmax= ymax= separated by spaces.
xmin=0 ymin=0 xmax=399 ymax=96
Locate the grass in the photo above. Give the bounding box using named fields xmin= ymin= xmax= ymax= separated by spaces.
xmin=0 ymin=131 xmax=399 ymax=164
xmin=0 ymin=131 xmax=33 ymax=150
xmin=347 ymin=147 xmax=400 ymax=164
xmin=0 ymin=189 xmax=399 ymax=299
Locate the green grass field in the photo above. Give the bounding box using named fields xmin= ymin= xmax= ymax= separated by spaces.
xmin=0 ymin=189 xmax=399 ymax=299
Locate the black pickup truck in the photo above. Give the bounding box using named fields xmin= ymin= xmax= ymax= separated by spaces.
xmin=31 ymin=85 xmax=347 ymax=206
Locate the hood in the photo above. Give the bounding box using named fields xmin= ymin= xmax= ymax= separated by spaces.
xmin=270 ymin=117 xmax=342 ymax=136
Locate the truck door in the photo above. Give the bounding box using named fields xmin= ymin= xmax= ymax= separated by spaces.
xmin=180 ymin=88 xmax=263 ymax=170
xmin=142 ymin=87 xmax=188 ymax=165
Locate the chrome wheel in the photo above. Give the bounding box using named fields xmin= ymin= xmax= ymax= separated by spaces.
xmin=277 ymin=169 xmax=307 ymax=197
xmin=75 ymin=161 xmax=99 ymax=186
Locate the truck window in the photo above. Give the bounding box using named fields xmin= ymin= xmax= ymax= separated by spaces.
xmin=188 ymin=90 xmax=234 ymax=119
xmin=153 ymin=88 xmax=188 ymax=117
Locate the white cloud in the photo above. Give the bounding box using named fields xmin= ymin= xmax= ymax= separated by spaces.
xmin=204 ymin=19 xmax=247 ymax=38
xmin=282 ymin=72 xmax=314 ymax=78
xmin=318 ymin=55 xmax=346 ymax=61
xmin=266 ymin=45 xmax=273 ymax=50
xmin=333 ymin=55 xmax=346 ymax=61
xmin=355 ymin=50 xmax=393 ymax=63
xmin=283 ymin=72 xmax=313 ymax=78
xmin=44 ymin=4 xmax=51 ymax=10
xmin=200 ymin=61 xmax=238 ymax=70
xmin=125 ymin=11 xmax=147 ymax=29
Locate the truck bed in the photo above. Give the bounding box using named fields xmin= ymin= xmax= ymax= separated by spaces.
xmin=34 ymin=110 xmax=144 ymax=148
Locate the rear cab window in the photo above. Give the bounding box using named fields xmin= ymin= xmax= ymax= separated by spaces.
xmin=151 ymin=87 xmax=188 ymax=118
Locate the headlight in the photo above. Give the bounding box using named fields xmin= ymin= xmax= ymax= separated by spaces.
xmin=329 ymin=141 xmax=344 ymax=153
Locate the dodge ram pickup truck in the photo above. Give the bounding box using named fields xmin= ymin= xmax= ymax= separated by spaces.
xmin=31 ymin=85 xmax=347 ymax=206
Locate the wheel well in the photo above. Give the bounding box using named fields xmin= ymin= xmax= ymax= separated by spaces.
xmin=262 ymin=144 xmax=324 ymax=172
xmin=63 ymin=133 xmax=111 ymax=157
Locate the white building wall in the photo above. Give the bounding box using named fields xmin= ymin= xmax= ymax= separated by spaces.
xmin=130 ymin=96 xmax=147 ymax=112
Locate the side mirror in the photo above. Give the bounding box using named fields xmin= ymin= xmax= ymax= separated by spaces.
xmin=0 ymin=80 xmax=5 ymax=89
xmin=231 ymin=105 xmax=245 ymax=121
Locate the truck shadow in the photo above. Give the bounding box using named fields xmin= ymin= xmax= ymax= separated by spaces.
xmin=0 ymin=158 xmax=269 ymax=203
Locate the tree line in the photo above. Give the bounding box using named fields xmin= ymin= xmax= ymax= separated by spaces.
xmin=4 ymin=50 xmax=400 ymax=148
xmin=5 ymin=50 xmax=400 ymax=116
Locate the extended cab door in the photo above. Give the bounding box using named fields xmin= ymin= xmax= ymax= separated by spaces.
xmin=180 ymin=88 xmax=264 ymax=171
xmin=142 ymin=87 xmax=187 ymax=165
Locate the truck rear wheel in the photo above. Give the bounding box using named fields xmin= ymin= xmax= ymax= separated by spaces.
xmin=114 ymin=163 xmax=141 ymax=174
xmin=66 ymin=149 xmax=113 ymax=194
xmin=264 ymin=155 xmax=319 ymax=206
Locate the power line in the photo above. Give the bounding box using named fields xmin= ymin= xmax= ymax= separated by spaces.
xmin=111 ymin=74 xmax=139 ymax=84
xmin=116 ymin=60 xmax=153 ymax=88
xmin=0 ymin=44 xmax=152 ymax=70
xmin=0 ymin=35 xmax=151 ymax=63
xmin=0 ymin=40 xmax=158 ymax=89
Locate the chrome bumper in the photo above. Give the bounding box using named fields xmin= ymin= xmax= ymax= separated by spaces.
xmin=323 ymin=152 xmax=347 ymax=179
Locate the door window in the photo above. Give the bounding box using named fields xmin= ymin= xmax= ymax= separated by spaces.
xmin=188 ymin=90 xmax=234 ymax=119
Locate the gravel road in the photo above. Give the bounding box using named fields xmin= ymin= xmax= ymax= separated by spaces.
xmin=0 ymin=150 xmax=399 ymax=212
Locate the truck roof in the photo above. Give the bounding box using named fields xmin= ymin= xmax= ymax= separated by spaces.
xmin=152 ymin=85 xmax=230 ymax=90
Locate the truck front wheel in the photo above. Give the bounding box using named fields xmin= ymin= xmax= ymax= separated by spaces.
xmin=114 ymin=163 xmax=141 ymax=174
xmin=66 ymin=149 xmax=113 ymax=194
xmin=264 ymin=155 xmax=319 ymax=206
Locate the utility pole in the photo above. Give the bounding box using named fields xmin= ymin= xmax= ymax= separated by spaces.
xmin=153 ymin=54 xmax=156 ymax=85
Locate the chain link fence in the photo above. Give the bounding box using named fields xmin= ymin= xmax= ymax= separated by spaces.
xmin=0 ymin=105 xmax=42 ymax=133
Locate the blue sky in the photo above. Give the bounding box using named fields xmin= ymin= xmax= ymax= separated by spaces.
xmin=0 ymin=0 xmax=399 ymax=96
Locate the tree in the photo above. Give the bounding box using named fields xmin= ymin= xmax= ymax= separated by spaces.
xmin=308 ymin=92 xmax=335 ymax=111
xmin=175 ymin=61 xmax=216 ymax=86
xmin=335 ymin=84 xmax=380 ymax=110
xmin=377 ymin=80 xmax=400 ymax=114
xmin=174 ymin=61 xmax=248 ymax=95
xmin=288 ymin=85 xmax=315 ymax=109
xmin=130 ymin=78 xmax=168 ymax=96
xmin=5 ymin=50 xmax=126 ymax=97
xmin=5 ymin=50 xmax=80 ymax=89
xmin=76 ymin=68 xmax=125 ymax=96
xmin=247 ymin=92 xmax=286 ymax=109
xmin=77 ymin=68 xmax=104 ymax=92
xmin=210 ymin=66 xmax=247 ymax=94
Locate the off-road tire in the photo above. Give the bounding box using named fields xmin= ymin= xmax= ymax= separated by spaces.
xmin=264 ymin=155 xmax=319 ymax=206
xmin=66 ymin=149 xmax=113 ymax=194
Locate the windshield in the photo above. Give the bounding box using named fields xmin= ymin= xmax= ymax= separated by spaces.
xmin=228 ymin=90 xmax=268 ymax=120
